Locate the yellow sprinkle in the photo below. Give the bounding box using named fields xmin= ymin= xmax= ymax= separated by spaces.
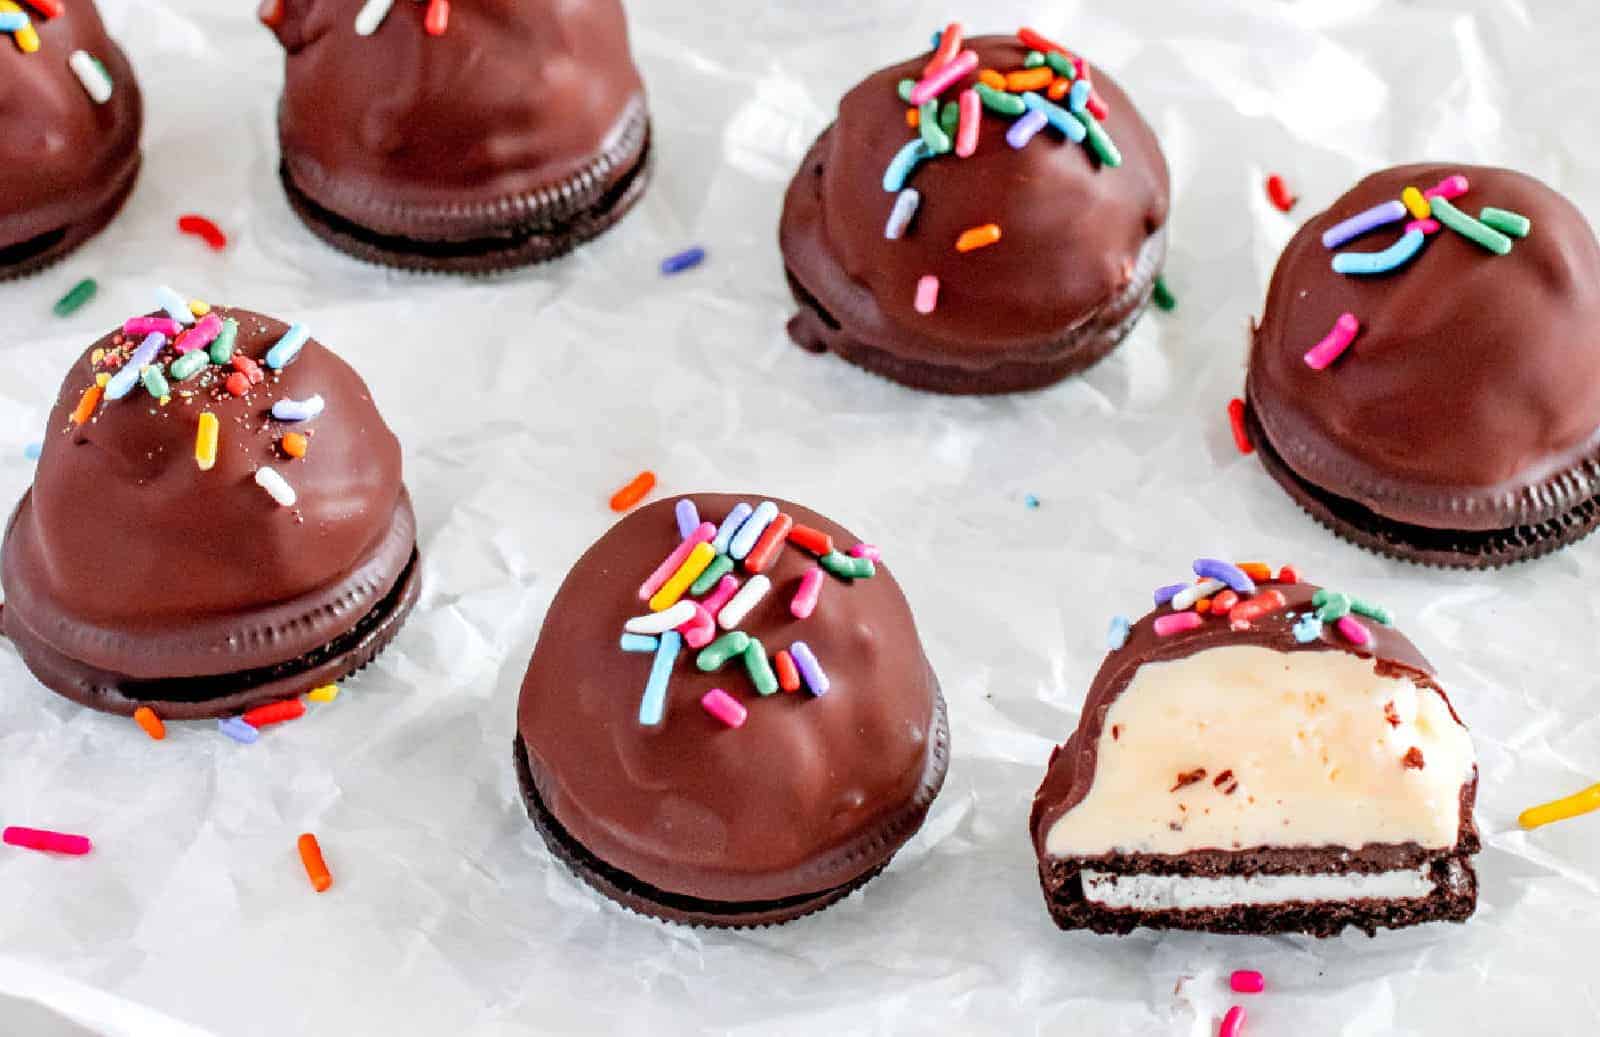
xmin=1401 ymin=186 xmax=1431 ymax=221
xmin=1 ymin=0 xmax=40 ymax=54
xmin=1519 ymin=781 xmax=1600 ymax=830
xmin=308 ymin=684 xmax=339 ymax=703
xmin=195 ymin=411 xmax=218 ymax=471
xmin=189 ymin=299 xmax=210 ymax=317
xmin=91 ymin=348 xmax=105 ymax=364
xmin=648 ymin=542 xmax=716 ymax=612
xmin=95 ymin=372 xmax=110 ymax=387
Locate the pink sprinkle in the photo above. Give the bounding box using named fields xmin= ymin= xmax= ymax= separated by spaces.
xmin=1230 ymin=970 xmax=1265 ymax=994
xmin=701 ymin=574 xmax=740 ymax=616
xmin=908 ymin=48 xmax=978 ymax=106
xmin=1424 ymin=174 xmax=1469 ymax=200
xmin=1303 ymin=313 xmax=1360 ymax=371
xmin=677 ymin=603 xmax=716 ymax=649
xmin=1406 ymin=218 xmax=1440 ymax=235
xmin=1154 ymin=612 xmax=1204 ymax=637
xmin=1218 ymin=1006 xmax=1246 ymax=1037
xmin=914 ymin=275 xmax=940 ymax=315
xmin=955 ymin=89 xmax=980 ymax=157
xmin=1336 ymin=614 xmax=1371 ymax=647
xmin=3 ymin=826 xmax=91 ymax=855
xmin=122 ymin=317 xmax=181 ymax=337
xmin=175 ymin=313 xmax=223 ymax=354
xmin=700 ymin=688 xmax=747 ymax=729
xmin=849 ymin=543 xmax=881 ymax=561
xmin=790 ymin=565 xmax=824 ymax=619
xmin=637 ymin=521 xmax=716 ymax=602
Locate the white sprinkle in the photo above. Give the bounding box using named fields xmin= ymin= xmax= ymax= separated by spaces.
xmin=353 ymin=0 xmax=394 ymax=36
xmin=717 ymin=574 xmax=771 ymax=630
xmin=623 ymin=601 xmax=696 ymax=635
xmin=254 ymin=467 xmax=297 ymax=507
xmin=69 ymin=51 xmax=113 ymax=105
xmin=1171 ymin=578 xmax=1227 ymax=611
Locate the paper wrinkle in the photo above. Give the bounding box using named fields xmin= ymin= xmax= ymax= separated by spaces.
xmin=0 ymin=0 xmax=1598 ymax=1034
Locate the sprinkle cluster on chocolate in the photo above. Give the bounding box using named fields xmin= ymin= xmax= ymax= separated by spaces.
xmin=4 ymin=1 xmax=115 ymax=104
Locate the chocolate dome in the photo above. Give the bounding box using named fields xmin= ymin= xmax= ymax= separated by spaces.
xmin=0 ymin=0 xmax=141 ymax=276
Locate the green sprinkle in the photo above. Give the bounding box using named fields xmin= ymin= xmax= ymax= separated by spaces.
xmin=52 ymin=278 xmax=97 ymax=318
xmin=208 ymin=318 xmax=238 ymax=364
xmin=1314 ymin=591 xmax=1352 ymax=622
xmin=821 ymin=551 xmax=875 ymax=580
xmin=169 ymin=351 xmax=209 ymax=381
xmin=975 ymin=82 xmax=1026 ymax=116
xmin=1479 ymin=206 xmax=1531 ymax=239
xmin=1024 ymin=50 xmax=1046 ymax=68
xmin=896 ymin=78 xmax=915 ymax=103
xmin=918 ymin=101 xmax=951 ymax=154
xmin=939 ymin=100 xmax=960 ymax=136
xmin=1349 ymin=598 xmax=1393 ymax=626
xmin=1078 ymin=112 xmax=1122 ymax=167
xmin=1152 ymin=276 xmax=1176 ymax=312
xmin=744 ymin=638 xmax=778 ymax=696
xmin=689 ymin=554 xmax=733 ymax=597
xmin=696 ymin=631 xmax=750 ymax=672
xmin=1429 ymin=196 xmax=1511 ymax=255
xmin=141 ymin=364 xmax=171 ymax=400
xmin=1044 ymin=51 xmax=1076 ymax=79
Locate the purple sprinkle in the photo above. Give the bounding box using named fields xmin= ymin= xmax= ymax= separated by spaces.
xmin=1007 ymin=108 xmax=1049 ymax=149
xmin=218 ymin=717 xmax=259 ymax=744
xmin=660 ymin=246 xmax=706 ymax=276
xmin=1320 ymin=200 xmax=1408 ymax=249
xmin=1192 ymin=558 xmax=1256 ymax=595
xmin=789 ymin=641 xmax=830 ymax=696
xmin=674 ymin=499 xmax=700 ymax=540
xmin=1154 ymin=582 xmax=1187 ymax=606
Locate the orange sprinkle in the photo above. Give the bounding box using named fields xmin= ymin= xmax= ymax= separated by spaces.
xmin=977 ymin=68 xmax=1006 ymax=90
xmin=70 ymin=384 xmax=102 ymax=425
xmin=1005 ymin=67 xmax=1053 ymax=92
xmin=281 ymin=432 xmax=308 ymax=459
xmin=906 ymin=108 xmax=920 ymax=128
xmin=955 ymin=223 xmax=1002 ymax=253
xmin=1195 ymin=599 xmax=1211 ymax=614
xmin=297 ymin=833 xmax=332 ymax=893
xmin=1047 ymin=76 xmax=1071 ymax=101
xmin=1237 ymin=562 xmax=1273 ymax=582
xmin=609 ymin=470 xmax=656 ymax=512
xmin=133 ymin=706 xmax=166 ymax=741
xmin=774 ymin=650 xmax=801 ymax=693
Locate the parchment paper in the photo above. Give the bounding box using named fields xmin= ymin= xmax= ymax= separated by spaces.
xmin=1 ymin=1 xmax=1598 ymax=1034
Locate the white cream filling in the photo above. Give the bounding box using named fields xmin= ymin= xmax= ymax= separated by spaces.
xmin=1081 ymin=867 xmax=1436 ymax=910
xmin=1046 ymin=645 xmax=1476 ymax=858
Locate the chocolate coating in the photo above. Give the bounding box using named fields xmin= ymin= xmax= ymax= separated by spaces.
xmin=1029 ymin=580 xmax=1475 ymax=858
xmin=1248 ymin=164 xmax=1600 ymax=533
xmin=1 ymin=308 xmax=417 ymax=713
xmin=517 ymin=494 xmax=946 ymax=907
xmin=268 ymin=0 xmax=648 ymax=242
xmin=780 ymin=36 xmax=1169 ymax=391
xmin=0 ymin=1 xmax=142 ymax=274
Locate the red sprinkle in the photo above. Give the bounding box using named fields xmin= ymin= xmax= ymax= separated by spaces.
xmin=256 ymin=0 xmax=284 ymax=27
xmin=3 ymin=826 xmax=90 ymax=855
xmin=608 ymin=470 xmax=655 ymax=512
xmin=232 ymin=354 xmax=263 ymax=384
xmin=774 ymin=650 xmax=801 ymax=693
xmin=1228 ymin=589 xmax=1288 ymax=627
xmin=178 ymin=214 xmax=228 ymax=252
xmin=225 ymin=372 xmax=250 ymax=397
xmin=22 ymin=0 xmax=64 ymax=18
xmin=1219 ymin=1006 xmax=1246 ymax=1037
xmin=1226 ymin=398 xmax=1253 ymax=454
xmin=241 ymin=698 xmax=305 ymax=729
xmin=1212 ymin=590 xmax=1239 ymax=613
xmin=1266 ymin=174 xmax=1297 ymax=213
xmin=1230 ymin=970 xmax=1265 ymax=994
xmin=786 ymin=524 xmax=835 ymax=557
xmin=742 ymin=513 xmax=794 ymax=574
xmin=1276 ymin=565 xmax=1299 ymax=584
xmin=424 ymin=0 xmax=450 ymax=35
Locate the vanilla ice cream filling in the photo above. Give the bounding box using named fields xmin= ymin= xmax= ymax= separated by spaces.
xmin=1080 ymin=867 xmax=1437 ymax=910
xmin=1046 ymin=645 xmax=1475 ymax=858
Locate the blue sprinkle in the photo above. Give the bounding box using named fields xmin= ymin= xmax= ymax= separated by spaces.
xmin=930 ymin=28 xmax=941 ymax=48
xmin=1107 ymin=615 xmax=1131 ymax=650
xmin=712 ymin=502 xmax=753 ymax=555
xmin=265 ymin=324 xmax=309 ymax=370
xmin=271 ymin=394 xmax=325 ymax=422
xmin=1293 ymin=615 xmax=1323 ymax=643
xmin=729 ymin=501 xmax=778 ymax=560
xmin=154 ymin=285 xmax=195 ymax=325
xmin=1021 ymin=91 xmax=1087 ymax=143
xmin=0 ymin=12 xmax=29 ymax=30
xmin=637 ymin=631 xmax=683 ymax=727
xmin=1331 ymin=229 xmax=1427 ymax=276
xmin=883 ymin=139 xmax=934 ymax=192
xmin=23 ymin=442 xmax=40 ymax=460
xmin=1024 ymin=494 xmax=1040 ymax=509
xmin=218 ymin=717 xmax=259 ymax=744
xmin=1154 ymin=582 xmax=1187 ymax=606
xmin=660 ymin=246 xmax=706 ymax=276
xmin=1068 ymin=79 xmax=1092 ymax=114
xmin=620 ymin=633 xmax=660 ymax=653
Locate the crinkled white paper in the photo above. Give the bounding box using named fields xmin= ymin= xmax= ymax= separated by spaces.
xmin=2 ymin=1 xmax=1599 ymax=1034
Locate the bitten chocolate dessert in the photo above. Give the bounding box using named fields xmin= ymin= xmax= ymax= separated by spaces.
xmin=1 ymin=296 xmax=420 ymax=722
xmin=516 ymin=494 xmax=948 ymax=927
xmin=1245 ymin=164 xmax=1600 ymax=567
xmin=262 ymin=0 xmax=651 ymax=273
xmin=780 ymin=24 xmax=1169 ymax=394
xmin=1031 ymin=561 xmax=1479 ymax=937
xmin=1 ymin=0 xmax=142 ymax=278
